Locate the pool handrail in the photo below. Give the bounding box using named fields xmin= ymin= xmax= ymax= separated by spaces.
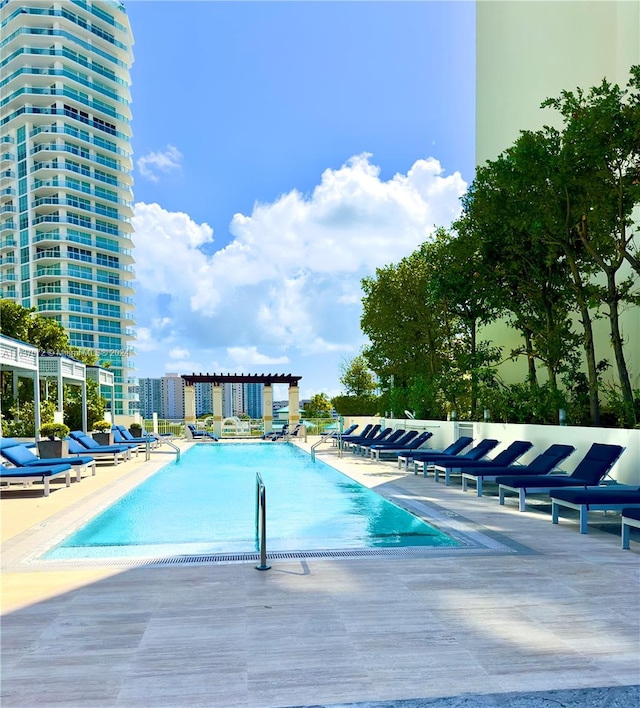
xmin=255 ymin=471 xmax=270 ymax=571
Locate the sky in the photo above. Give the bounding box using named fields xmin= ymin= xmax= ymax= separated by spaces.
xmin=125 ymin=0 xmax=476 ymax=401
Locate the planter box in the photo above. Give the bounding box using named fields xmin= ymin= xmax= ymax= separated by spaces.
xmin=37 ymin=439 xmax=69 ymax=459
xmin=129 ymin=428 xmax=143 ymax=438
xmin=92 ymin=432 xmax=114 ymax=445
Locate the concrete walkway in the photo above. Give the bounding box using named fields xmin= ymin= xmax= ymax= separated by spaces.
xmin=1 ymin=439 xmax=638 ymax=707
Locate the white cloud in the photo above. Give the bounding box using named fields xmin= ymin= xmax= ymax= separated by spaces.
xmin=132 ymin=153 xmax=466 ymax=387
xmin=169 ymin=347 xmax=190 ymax=360
xmin=227 ymin=346 xmax=290 ymax=367
xmin=136 ymin=145 xmax=183 ymax=182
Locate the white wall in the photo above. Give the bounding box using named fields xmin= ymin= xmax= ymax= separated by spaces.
xmin=342 ymin=416 xmax=639 ymax=485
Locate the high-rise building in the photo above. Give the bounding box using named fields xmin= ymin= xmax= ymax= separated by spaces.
xmin=138 ymin=376 xmax=161 ymax=419
xmin=0 ymin=0 xmax=137 ymax=414
xmin=160 ymin=372 xmax=184 ymax=420
xmin=243 ymin=382 xmax=263 ymax=419
xmin=194 ymin=381 xmax=213 ymax=417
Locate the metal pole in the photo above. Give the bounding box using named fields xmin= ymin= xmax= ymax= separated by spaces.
xmin=145 ymin=436 xmax=150 ymax=461
xmin=256 ymin=484 xmax=270 ymax=571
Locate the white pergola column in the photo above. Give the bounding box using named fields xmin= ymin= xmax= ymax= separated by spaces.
xmin=184 ymin=384 xmax=196 ymax=425
xmin=262 ymin=384 xmax=273 ymax=435
xmin=288 ymin=384 xmax=300 ymax=427
xmin=81 ymin=380 xmax=87 ymax=432
xmin=212 ymin=384 xmax=223 ymax=437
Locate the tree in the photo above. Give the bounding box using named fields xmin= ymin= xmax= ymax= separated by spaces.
xmin=303 ymin=393 xmax=333 ymax=419
xmin=542 ymin=69 xmax=640 ymax=425
xmin=339 ymin=355 xmax=377 ymax=396
xmin=0 ymin=299 xmax=69 ymax=353
xmin=457 ymin=137 xmax=581 ymax=394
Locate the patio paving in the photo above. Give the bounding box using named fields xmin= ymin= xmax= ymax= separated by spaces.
xmin=1 ymin=438 xmax=639 ymax=707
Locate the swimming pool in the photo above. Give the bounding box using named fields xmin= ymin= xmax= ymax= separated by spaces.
xmin=44 ymin=443 xmax=460 ymax=559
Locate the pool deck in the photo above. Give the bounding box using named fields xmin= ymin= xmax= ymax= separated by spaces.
xmin=1 ymin=438 xmax=639 ymax=707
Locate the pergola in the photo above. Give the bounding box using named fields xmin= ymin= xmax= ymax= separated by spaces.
xmin=181 ymin=373 xmax=302 ymax=437
xmin=39 ymin=353 xmax=87 ymax=431
xmin=0 ymin=334 xmax=42 ymax=433
xmin=86 ymin=365 xmax=115 ymax=424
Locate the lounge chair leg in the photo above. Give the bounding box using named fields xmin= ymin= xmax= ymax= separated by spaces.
xmin=580 ymin=507 xmax=588 ymax=534
xmin=622 ymin=522 xmax=631 ymax=550
xmin=518 ymin=489 xmax=526 ymax=512
xmin=44 ymin=478 xmax=50 ymax=497
xmin=499 ymin=488 xmax=505 ymax=505
xmin=476 ymin=479 xmax=483 ymax=497
xmin=552 ymin=502 xmax=560 ymax=524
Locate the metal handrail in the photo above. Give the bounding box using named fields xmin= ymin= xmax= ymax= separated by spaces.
xmin=255 ymin=472 xmax=270 ymax=571
xmin=311 ymin=430 xmax=340 ymax=460
xmin=145 ymin=435 xmax=180 ymax=461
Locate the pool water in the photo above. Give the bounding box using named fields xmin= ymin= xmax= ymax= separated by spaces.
xmin=45 ymin=443 xmax=459 ymax=559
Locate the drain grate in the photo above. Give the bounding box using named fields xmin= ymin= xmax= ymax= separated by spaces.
xmin=3 ymin=544 xmax=520 ymax=572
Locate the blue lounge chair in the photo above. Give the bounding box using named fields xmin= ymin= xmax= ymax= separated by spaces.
xmin=0 ymin=462 xmax=72 ymax=497
xmin=69 ymin=430 xmax=133 ymax=462
xmin=461 ymin=444 xmax=576 ymax=497
xmin=187 ymin=424 xmax=219 ymax=441
xmin=414 ymin=439 xmax=500 ymax=477
xmin=344 ymin=427 xmax=393 ymax=452
xmin=369 ymin=431 xmax=434 ymax=463
xmin=341 ymin=424 xmax=381 ymax=446
xmin=621 ymin=507 xmax=640 ymax=550
xmin=360 ymin=430 xmax=418 ymax=457
xmin=430 ymin=440 xmax=534 ymax=486
xmin=397 ymin=436 xmax=473 ymax=471
xmin=355 ymin=428 xmax=407 ymax=455
xmin=1 ymin=437 xmax=95 ymax=481
xmin=114 ymin=424 xmax=162 ymax=447
xmin=111 ymin=425 xmax=158 ymax=450
xmin=550 ymin=485 xmax=640 ymax=534
xmin=268 ymin=423 xmax=302 ymax=441
xmin=66 ymin=437 xmax=126 ymax=465
xmin=497 ymin=443 xmax=625 ymax=512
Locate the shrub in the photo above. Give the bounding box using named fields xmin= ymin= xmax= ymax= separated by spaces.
xmin=39 ymin=422 xmax=70 ymax=440
xmin=331 ymin=395 xmax=380 ymax=416
xmin=92 ymin=420 xmax=112 ymax=432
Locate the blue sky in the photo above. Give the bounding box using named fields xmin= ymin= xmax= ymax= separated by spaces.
xmin=126 ymin=0 xmax=476 ymax=400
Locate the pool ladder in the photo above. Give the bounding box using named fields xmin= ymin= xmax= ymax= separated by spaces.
xmin=255 ymin=472 xmax=270 ymax=570
xmin=311 ymin=431 xmax=343 ymax=461
xmin=144 ymin=436 xmax=181 ymax=461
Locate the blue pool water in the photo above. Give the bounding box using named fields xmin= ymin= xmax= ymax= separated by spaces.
xmin=45 ymin=443 xmax=459 ymax=559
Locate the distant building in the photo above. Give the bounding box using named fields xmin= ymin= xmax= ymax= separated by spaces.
xmin=243 ymin=383 xmax=263 ymax=419
xmin=194 ymin=382 xmax=213 ymax=417
xmin=138 ymin=377 xmax=161 ymax=419
xmin=161 ymin=373 xmax=184 ymax=419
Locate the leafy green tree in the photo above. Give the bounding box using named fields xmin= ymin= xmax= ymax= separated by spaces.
xmin=457 ymin=138 xmax=581 ymax=395
xmin=303 ymin=393 xmax=333 ymax=419
xmin=64 ymin=379 xmax=106 ymax=431
xmin=542 ymin=69 xmax=640 ymax=425
xmin=0 ymin=299 xmax=69 ymax=353
xmin=339 ymin=354 xmax=377 ymax=396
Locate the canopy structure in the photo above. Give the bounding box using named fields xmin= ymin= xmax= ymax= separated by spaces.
xmin=0 ymin=335 xmax=42 ymax=433
xmin=39 ymin=353 xmax=87 ymax=431
xmin=86 ymin=365 xmax=115 ymax=424
xmin=182 ymin=373 xmax=301 ymax=386
xmin=181 ymin=372 xmax=302 ymax=436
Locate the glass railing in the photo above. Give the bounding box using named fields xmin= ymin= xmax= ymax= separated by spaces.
xmin=0 ymin=28 xmax=126 ymax=68
xmin=31 ymin=125 xmax=129 ymax=158
xmin=2 ymin=67 xmax=124 ymax=104
xmin=33 ymin=196 xmax=121 ymax=220
xmin=2 ymin=107 xmax=130 ymax=142
xmin=30 ymin=143 xmax=126 ymax=173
